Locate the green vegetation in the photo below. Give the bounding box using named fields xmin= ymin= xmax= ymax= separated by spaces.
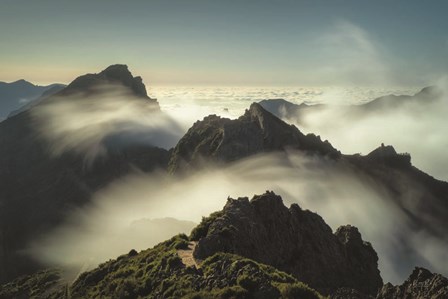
xmin=2 ymin=234 xmax=323 ymax=298
xmin=190 ymin=210 xmax=224 ymax=240
xmin=0 ymin=269 xmax=68 ymax=299
xmin=69 ymin=234 xmax=323 ymax=299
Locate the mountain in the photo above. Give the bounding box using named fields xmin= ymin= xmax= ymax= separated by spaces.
xmin=168 ymin=102 xmax=448 ymax=282
xmin=3 ymin=192 xmax=444 ymax=298
xmin=192 ymin=192 xmax=382 ymax=296
xmin=346 ymin=145 xmax=448 ymax=239
xmin=0 ymin=192 xmax=380 ymax=298
xmin=0 ymin=65 xmax=169 ymax=283
xmin=359 ymin=86 xmax=442 ymax=111
xmin=377 ymin=267 xmax=448 ymax=299
xmin=59 ymin=64 xmax=152 ymax=99
xmin=258 ymin=98 xmax=325 ymax=120
xmin=258 ymin=86 xmax=444 ymax=121
xmin=7 ymin=84 xmax=66 ymax=117
xmin=169 ymin=102 xmax=340 ymax=172
xmin=0 ymin=79 xmax=65 ymax=120
xmin=0 ymin=191 xmax=448 ymax=299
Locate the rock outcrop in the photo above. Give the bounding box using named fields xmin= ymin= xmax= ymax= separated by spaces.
xmin=169 ymin=102 xmax=340 ymax=172
xmin=377 ymin=267 xmax=448 ymax=299
xmin=192 ymin=191 xmax=383 ymax=296
xmin=366 ymin=144 xmax=411 ymax=168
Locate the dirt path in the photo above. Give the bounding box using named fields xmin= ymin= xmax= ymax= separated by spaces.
xmin=177 ymin=241 xmax=200 ymax=269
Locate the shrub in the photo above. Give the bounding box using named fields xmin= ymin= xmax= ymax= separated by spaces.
xmin=190 ymin=211 xmax=224 ymax=240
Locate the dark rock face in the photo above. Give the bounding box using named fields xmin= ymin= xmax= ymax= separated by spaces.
xmin=0 ymin=65 xmax=168 ymax=283
xmin=366 ymin=145 xmax=411 ymax=168
xmin=169 ymin=103 xmax=340 ymax=172
xmin=61 ymin=64 xmax=156 ymax=103
xmin=193 ymin=192 xmax=383 ymax=296
xmin=377 ymin=267 xmax=448 ymax=299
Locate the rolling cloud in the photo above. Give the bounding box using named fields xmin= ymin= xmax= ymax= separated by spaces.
xmin=27 ymin=151 xmax=448 ymax=284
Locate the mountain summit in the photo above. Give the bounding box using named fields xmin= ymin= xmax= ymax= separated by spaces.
xmin=169 ymin=102 xmax=340 ymax=172
xmin=60 ymin=64 xmax=155 ymax=102
xmin=192 ymin=191 xmax=382 ymax=296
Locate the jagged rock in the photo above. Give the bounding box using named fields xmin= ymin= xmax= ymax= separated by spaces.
xmin=169 ymin=103 xmax=340 ymax=172
xmin=377 ymin=267 xmax=448 ymax=299
xmin=192 ymin=191 xmax=383 ymax=296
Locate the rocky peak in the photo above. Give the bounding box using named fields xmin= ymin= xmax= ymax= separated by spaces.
xmin=61 ymin=64 xmax=154 ymax=101
xmin=10 ymin=79 xmax=33 ymax=86
xmin=335 ymin=225 xmax=363 ymax=246
xmin=377 ymin=267 xmax=448 ymax=299
xmin=366 ymin=144 xmax=411 ymax=168
xmin=192 ymin=192 xmax=382 ymax=296
xmin=368 ymin=144 xmax=397 ymax=157
xmin=168 ymin=103 xmax=340 ymax=172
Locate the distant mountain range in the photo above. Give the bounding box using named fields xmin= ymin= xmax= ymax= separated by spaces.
xmin=0 ymin=80 xmax=65 ymax=120
xmin=258 ymin=85 xmax=443 ymax=122
xmin=0 ymin=65 xmax=447 ymax=298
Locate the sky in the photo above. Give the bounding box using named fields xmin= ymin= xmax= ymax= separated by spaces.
xmin=0 ymin=0 xmax=447 ymax=86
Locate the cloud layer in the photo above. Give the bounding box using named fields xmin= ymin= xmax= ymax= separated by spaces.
xmin=28 ymin=151 xmax=448 ymax=284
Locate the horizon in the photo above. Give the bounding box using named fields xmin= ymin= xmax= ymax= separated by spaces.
xmin=1 ymin=0 xmax=447 ymax=86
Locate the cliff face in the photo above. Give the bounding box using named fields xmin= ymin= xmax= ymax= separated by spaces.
xmin=377 ymin=267 xmax=448 ymax=299
xmin=192 ymin=192 xmax=383 ymax=296
xmin=169 ymin=103 xmax=340 ymax=172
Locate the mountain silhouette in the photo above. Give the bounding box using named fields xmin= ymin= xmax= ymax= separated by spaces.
xmin=0 ymin=79 xmax=65 ymax=120
xmin=258 ymin=86 xmax=444 ymax=121
xmin=169 ymin=102 xmax=339 ymax=172
xmin=0 ymin=65 xmax=168 ymax=283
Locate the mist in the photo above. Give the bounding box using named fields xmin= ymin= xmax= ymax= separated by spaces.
xmin=27 ymin=151 xmax=448 ymax=284
xmin=30 ymin=85 xmax=186 ymax=164
xmin=280 ymin=79 xmax=448 ymax=181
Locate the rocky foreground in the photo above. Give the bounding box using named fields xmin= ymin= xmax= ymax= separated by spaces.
xmin=2 ymin=192 xmax=447 ymax=299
